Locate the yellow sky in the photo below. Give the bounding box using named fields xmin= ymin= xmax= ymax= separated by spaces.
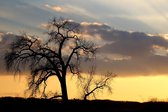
xmin=1 ymin=74 xmax=168 ymax=102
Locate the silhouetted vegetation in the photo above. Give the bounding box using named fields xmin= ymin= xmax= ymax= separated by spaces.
xmin=79 ymin=65 xmax=115 ymax=100
xmin=4 ymin=17 xmax=97 ymax=102
xmin=1 ymin=97 xmax=168 ymax=112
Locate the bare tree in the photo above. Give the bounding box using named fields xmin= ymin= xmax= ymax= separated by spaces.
xmin=79 ymin=66 xmax=115 ymax=100
xmin=4 ymin=17 xmax=97 ymax=102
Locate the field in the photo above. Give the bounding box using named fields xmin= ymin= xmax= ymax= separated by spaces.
xmin=0 ymin=97 xmax=168 ymax=112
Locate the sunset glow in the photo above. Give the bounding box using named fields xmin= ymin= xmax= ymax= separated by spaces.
xmin=1 ymin=0 xmax=168 ymax=102
xmin=1 ymin=74 xmax=168 ymax=102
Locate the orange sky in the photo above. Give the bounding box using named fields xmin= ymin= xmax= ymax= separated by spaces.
xmin=1 ymin=74 xmax=168 ymax=102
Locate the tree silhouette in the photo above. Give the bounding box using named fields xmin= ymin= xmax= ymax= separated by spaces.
xmin=5 ymin=17 xmax=97 ymax=102
xmin=79 ymin=66 xmax=115 ymax=100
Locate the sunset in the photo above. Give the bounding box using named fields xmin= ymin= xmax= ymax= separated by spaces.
xmin=1 ymin=75 xmax=168 ymax=102
xmin=1 ymin=0 xmax=168 ymax=111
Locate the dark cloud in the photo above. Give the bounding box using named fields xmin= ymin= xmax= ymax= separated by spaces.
xmin=100 ymin=31 xmax=168 ymax=58
xmin=1 ymin=21 xmax=168 ymax=77
xmin=79 ymin=22 xmax=168 ymax=76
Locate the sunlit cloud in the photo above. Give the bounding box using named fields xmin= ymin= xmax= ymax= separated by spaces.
xmin=98 ymin=53 xmax=132 ymax=62
xmin=152 ymin=45 xmax=168 ymax=56
xmin=82 ymin=33 xmax=102 ymax=42
xmin=0 ymin=32 xmax=4 ymax=37
xmin=44 ymin=4 xmax=97 ymax=19
xmin=45 ymin=4 xmax=64 ymax=12
xmin=158 ymin=34 xmax=168 ymax=40
xmin=40 ymin=23 xmax=49 ymax=29
xmin=0 ymin=33 xmax=4 ymax=42
xmin=80 ymin=22 xmax=107 ymax=26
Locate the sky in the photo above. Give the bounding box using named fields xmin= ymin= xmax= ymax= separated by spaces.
xmin=1 ymin=0 xmax=168 ymax=102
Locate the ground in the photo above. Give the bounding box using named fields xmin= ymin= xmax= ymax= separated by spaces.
xmin=0 ymin=97 xmax=168 ymax=112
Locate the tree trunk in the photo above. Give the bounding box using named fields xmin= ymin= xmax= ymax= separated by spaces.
xmin=60 ymin=75 xmax=68 ymax=102
xmin=84 ymin=93 xmax=90 ymax=100
xmin=84 ymin=95 xmax=87 ymax=101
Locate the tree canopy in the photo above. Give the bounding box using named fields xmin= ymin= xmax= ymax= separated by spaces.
xmin=5 ymin=17 xmax=97 ymax=102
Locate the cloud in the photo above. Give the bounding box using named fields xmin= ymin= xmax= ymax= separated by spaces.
xmin=79 ymin=22 xmax=168 ymax=57
xmin=45 ymin=4 xmax=64 ymax=12
xmin=81 ymin=22 xmax=107 ymax=26
xmin=40 ymin=23 xmax=50 ymax=29
xmin=44 ymin=4 xmax=97 ymax=19
xmin=100 ymin=31 xmax=168 ymax=58
xmin=0 ymin=32 xmax=4 ymax=39
xmin=2 ymin=20 xmax=168 ymax=77
xmin=78 ymin=21 xmax=168 ymax=76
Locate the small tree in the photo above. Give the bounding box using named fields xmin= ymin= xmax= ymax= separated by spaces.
xmin=80 ymin=66 xmax=115 ymax=100
xmin=5 ymin=17 xmax=97 ymax=102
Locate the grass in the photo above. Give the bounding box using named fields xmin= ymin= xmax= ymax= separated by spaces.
xmin=0 ymin=97 xmax=168 ymax=112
